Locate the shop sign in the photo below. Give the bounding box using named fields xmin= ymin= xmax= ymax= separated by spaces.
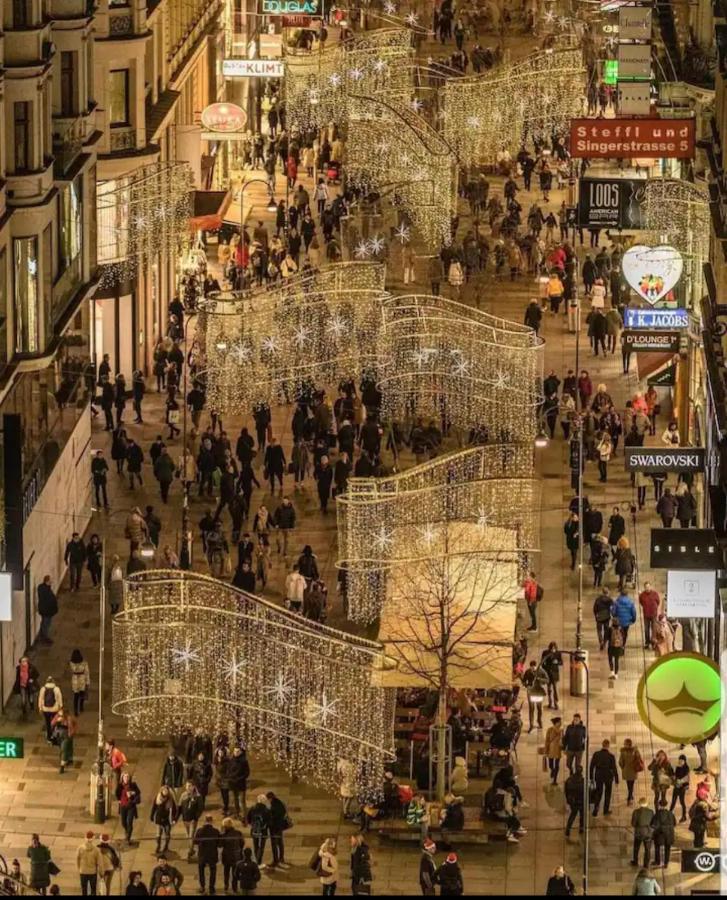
xmin=624 ymin=307 xmax=688 ymax=329
xmin=622 ymin=244 xmax=683 ymax=304
xmin=617 ymin=44 xmax=652 ymax=79
xmin=650 ymin=528 xmax=717 ymax=569
xmin=200 ymin=103 xmax=246 ymax=133
xmin=282 ymin=14 xmax=311 ymax=25
xmin=222 ymin=59 xmax=285 ymax=78
xmin=682 ymin=849 xmax=721 ymax=874
xmin=0 ymin=738 xmax=24 ymax=759
xmin=636 ymin=652 xmax=722 ymax=745
xmin=647 ymin=362 xmax=676 ymax=387
xmin=569 ymin=117 xmax=696 ymax=158
xmin=616 ymin=82 xmax=651 ymax=116
xmin=619 ymin=5 xmax=652 ymax=40
xmin=262 ymin=0 xmax=323 ymax=16
xmin=622 ymin=330 xmax=680 ymax=352
xmin=667 ymin=569 xmax=716 ymax=618
xmin=603 ymin=59 xmax=618 ymax=86
xmin=578 ymin=177 xmax=645 ymax=229
xmin=626 ymin=447 xmax=706 ymax=472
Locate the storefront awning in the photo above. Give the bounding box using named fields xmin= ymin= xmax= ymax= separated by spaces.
xmin=636 ymin=352 xmax=678 ymax=382
xmin=188 ymin=190 xmax=231 ymax=232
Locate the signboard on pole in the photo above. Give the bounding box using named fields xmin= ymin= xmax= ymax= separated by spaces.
xmin=624 ymin=307 xmax=688 ymax=329
xmin=619 ymin=5 xmax=652 ymax=40
xmin=681 ymin=849 xmax=721 ymax=873
xmin=626 ymin=447 xmax=706 ymax=472
xmin=650 ymin=528 xmax=717 ymax=569
xmin=622 ymin=330 xmax=680 ymax=352
xmin=222 ymin=59 xmax=285 ymax=78
xmin=0 ymin=738 xmax=23 ymax=758
xmin=667 ymin=569 xmax=716 ymax=618
xmin=578 ymin=177 xmax=645 ymax=229
xmin=570 ymin=117 xmax=696 ymax=158
xmin=617 ymin=43 xmax=652 ymax=79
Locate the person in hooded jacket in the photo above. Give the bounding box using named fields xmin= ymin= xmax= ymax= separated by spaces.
xmin=266 ymin=791 xmax=290 ymax=869
xmin=220 ymin=817 xmax=245 ymax=892
xmin=247 ymin=795 xmax=271 ymax=868
xmin=436 ymin=852 xmax=464 ymax=896
xmin=235 ymin=847 xmax=261 ymax=895
xmin=419 ymin=838 xmax=437 ymax=895
xmin=546 ymin=865 xmax=575 ymax=895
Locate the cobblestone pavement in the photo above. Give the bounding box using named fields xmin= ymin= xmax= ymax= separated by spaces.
xmin=0 ymin=14 xmax=719 ymax=899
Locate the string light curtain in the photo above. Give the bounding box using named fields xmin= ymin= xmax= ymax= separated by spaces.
xmin=199 ymin=261 xmax=387 ymax=413
xmin=97 ymin=161 xmax=194 ymax=287
xmin=113 ymin=570 xmax=397 ymax=795
xmin=442 ymin=48 xmax=585 ymax=166
xmin=337 ymin=444 xmax=540 ymax=623
xmin=346 ymin=95 xmax=458 ymax=247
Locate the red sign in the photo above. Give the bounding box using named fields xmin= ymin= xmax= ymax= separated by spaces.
xmin=282 ymin=14 xmax=312 ymax=25
xmin=570 ymin=118 xmax=696 ymax=159
xmin=200 ymin=102 xmax=246 ymax=133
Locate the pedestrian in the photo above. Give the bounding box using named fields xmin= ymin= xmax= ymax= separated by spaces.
xmin=97 ymin=833 xmax=121 ymax=896
xmin=112 ymin=425 xmax=128 ymax=474
xmin=522 ymin=570 xmax=541 ymax=631
xmin=161 ymin=749 xmax=185 ymax=798
xmin=590 ymin=534 xmax=609 ymax=587
xmin=126 ymin=438 xmax=144 ymax=489
xmin=541 ymin=642 xmax=563 ymax=709
xmin=64 ymin=533 xmax=86 ymax=591
xmin=593 ymin=586 xmax=612 ymax=649
xmin=350 ymin=834 xmax=372 ymax=895
xmin=619 ymin=738 xmax=644 ymax=806
xmin=179 ymin=781 xmax=204 ymax=860
xmin=264 ymin=436 xmax=286 ymax=495
xmin=69 ymin=649 xmax=90 ymax=716
xmin=273 ymin=497 xmax=296 ymax=557
xmin=194 ymin=815 xmax=220 ymax=894
xmin=27 ymin=834 xmax=53 ymax=896
xmin=596 ymin=430 xmax=612 ymax=482
xmin=656 ymin=487 xmax=677 ymax=527
xmin=114 ymin=373 xmax=127 ymax=427
xmin=86 ymin=534 xmax=103 ymax=587
xmin=651 ymin=798 xmax=677 ymax=868
xmin=107 ymin=554 xmax=124 ymax=615
xmin=154 ymin=446 xmax=176 ymax=503
xmin=638 ymin=582 xmax=660 ymax=648
xmin=37 ymin=576 xmax=58 ymax=644
xmin=266 ymin=791 xmax=290 ymax=869
xmin=149 ymin=855 xmax=183 ymax=895
xmin=590 ymin=739 xmax=619 ymax=816
xmin=317 ymin=455 xmax=334 ymax=512
xmin=631 ymin=798 xmax=655 ymax=866
xmin=546 ymin=865 xmax=575 ymax=895
xmin=125 ymin=871 xmax=148 ymax=895
xmin=13 ymin=655 xmax=39 ymax=719
xmin=228 ymin=745 xmax=250 ymax=817
xmin=235 ymin=847 xmax=260 ymax=896
xmin=611 ymin=588 xmax=637 ymax=644
xmin=150 ymin=786 xmax=177 ymax=855
xmin=435 ymin=851 xmax=464 ymax=896
xmin=633 ymin=867 xmax=661 ymax=896
xmin=318 ymin=837 xmax=338 ymax=896
xmin=419 ymin=837 xmax=437 ymax=895
xmin=614 ymin=537 xmax=635 ymax=592
xmin=564 ymin=765 xmax=585 ymax=837
xmin=563 ymin=714 xmax=587 ymax=774
xmin=38 ymin=676 xmax=62 ymax=742
xmin=247 ymin=794 xmax=271 ymax=869
xmin=116 ymin=772 xmax=141 ymax=844
xmin=105 ymin=738 xmax=127 ymax=786
xmin=221 ymin=817 xmax=245 ymax=892
xmin=607 ymin=616 xmax=625 ymax=678
xmin=521 ymin=660 xmax=546 ymax=732
xmin=92 ymin=450 xmax=110 ymax=509
xmin=544 ymin=717 xmax=563 ymax=785
xmin=50 ymin=705 xmax=77 ymax=774
xmin=649 ymin=750 xmax=675 ymax=807
xmin=676 ymin=483 xmax=698 ymax=528
xmin=76 ymin=831 xmax=102 ymax=896
xmin=671 ymin=754 xmax=690 ymax=822
xmin=563 ymin=512 xmax=579 ymax=570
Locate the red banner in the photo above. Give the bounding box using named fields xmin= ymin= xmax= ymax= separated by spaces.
xmin=570 ymin=118 xmax=696 ymax=159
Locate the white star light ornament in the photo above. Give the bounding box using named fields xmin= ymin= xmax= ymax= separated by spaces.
xmin=476 ymin=508 xmax=490 ymax=530
xmin=328 ymin=73 xmax=342 ymax=87
xmin=232 ymin=342 xmax=252 ymax=364
xmin=452 ymin=357 xmax=470 ymax=377
xmin=466 ymin=116 xmax=481 ymax=129
xmin=406 ymin=12 xmax=419 ymax=26
xmin=419 ymin=524 xmax=437 ymax=546
xmin=261 ymin=335 xmax=279 ymax=355
xmin=493 ymin=370 xmax=510 ymax=389
xmin=394 ymin=223 xmax=411 ymax=244
xmin=264 ymin=673 xmax=295 ymax=706
xmin=293 ymin=324 xmax=310 ymax=348
xmin=354 ymin=240 xmax=371 ymax=259
xmin=372 ymin=58 xmax=387 ymax=73
xmin=223 ymin=652 xmax=246 ymax=686
xmin=373 ymin=525 xmax=393 ymax=551
xmin=310 ymin=690 xmax=340 ymax=727
xmin=384 ymin=0 xmax=396 ymax=13
xmin=171 ymin=640 xmax=201 ymax=673
xmin=349 ymin=67 xmax=363 ymax=81
xmin=411 ymin=98 xmax=424 ymax=113
xmin=368 ymin=235 xmax=386 ymax=255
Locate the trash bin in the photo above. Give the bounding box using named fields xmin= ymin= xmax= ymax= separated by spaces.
xmin=569 ymin=650 xmax=589 ymax=698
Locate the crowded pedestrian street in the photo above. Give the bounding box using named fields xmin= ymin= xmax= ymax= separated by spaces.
xmin=0 ymin=0 xmax=722 ymax=896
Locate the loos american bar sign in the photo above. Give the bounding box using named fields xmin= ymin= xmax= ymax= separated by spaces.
xmin=625 ymin=447 xmax=706 ymax=472
xmin=570 ymin=118 xmax=696 ymax=159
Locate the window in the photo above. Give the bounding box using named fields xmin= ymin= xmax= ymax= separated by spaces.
xmin=13 ymin=238 xmax=39 ymax=354
xmin=109 ymin=69 xmax=130 ymax=126
xmin=88 ymin=165 xmax=97 ymax=271
xmin=12 ymin=0 xmax=28 ymax=27
xmin=60 ymin=177 xmax=83 ymax=270
xmin=0 ymin=249 xmax=8 ymax=368
xmin=13 ymin=102 xmax=30 ymax=172
xmin=60 ymin=51 xmax=77 ymax=117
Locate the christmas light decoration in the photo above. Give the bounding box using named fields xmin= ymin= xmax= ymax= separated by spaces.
xmin=113 ymin=570 xmax=397 ymax=795
xmin=442 ymin=48 xmax=585 ymax=166
xmin=97 ymin=161 xmax=194 ymax=287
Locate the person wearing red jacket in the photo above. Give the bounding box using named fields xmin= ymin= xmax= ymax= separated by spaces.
xmin=523 ymin=571 xmax=541 ymax=632
xmin=638 ymin=582 xmax=661 ymax=649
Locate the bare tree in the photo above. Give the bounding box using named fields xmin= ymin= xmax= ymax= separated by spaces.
xmin=381 ymin=522 xmax=519 ymax=800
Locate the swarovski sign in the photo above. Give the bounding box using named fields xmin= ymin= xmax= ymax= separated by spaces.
xmin=625 ymin=447 xmax=706 ymax=472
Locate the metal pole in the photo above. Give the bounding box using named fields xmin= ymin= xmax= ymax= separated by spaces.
xmin=95 ymin=548 xmax=106 ymax=824
xmin=575 ymin=305 xmax=584 ymax=652
xmin=583 ymin=661 xmax=590 ymax=896
xmin=181 ymin=317 xmax=191 ymax=570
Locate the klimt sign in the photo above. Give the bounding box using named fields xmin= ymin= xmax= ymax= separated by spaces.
xmin=570 ymin=118 xmax=696 ymax=159
xmin=625 ymin=447 xmax=706 ymax=472
xmin=222 ymin=59 xmax=285 ymax=78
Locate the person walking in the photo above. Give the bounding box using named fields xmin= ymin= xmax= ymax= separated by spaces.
xmin=154 ymin=447 xmax=176 ymax=503
xmin=193 ymin=815 xmax=220 ymax=894
xmin=544 ymin=717 xmax=563 ymax=785
xmin=247 ymin=795 xmax=271 ymax=869
xmin=318 ymin=838 xmax=338 ymax=896
xmin=220 ymin=817 xmax=245 ymax=892
xmin=590 ymin=739 xmax=619 ymax=817
xmin=50 ymin=705 xmax=77 ymax=774
xmin=64 ymin=534 xmax=86 ymax=591
xmin=273 ymin=498 xmax=296 ymax=557
xmin=38 ymin=676 xmax=62 ymax=742
xmin=593 ymin=586 xmax=612 ymax=650
xmin=563 ymin=512 xmax=579 ymax=570
xmin=92 ymin=450 xmax=110 ymax=509
xmin=649 ymin=750 xmax=675 ymax=807
xmin=150 ymin=786 xmax=177 ymax=855
xmin=633 ymin=868 xmax=661 ymax=895
xmin=631 ymin=798 xmax=655 ymax=867
xmin=522 ymin=571 xmax=541 ymax=631
xmin=670 ymin=754 xmax=690 ymax=822
xmin=116 ymin=772 xmax=141 ymax=844
xmin=546 ymin=865 xmax=575 ymax=895
xmin=607 ymin=616 xmax=625 ymax=679
xmin=178 ymin=781 xmax=204 ymax=861
xmin=126 ymin=438 xmax=144 ymax=490
xmin=266 ymin=791 xmax=290 ymax=870
xmin=651 ymin=799 xmax=677 ymax=867
xmin=656 ymin=488 xmax=677 ymax=528
xmin=563 ymin=714 xmax=587 ymax=774
xmin=436 ymin=851 xmax=464 ymax=896
xmin=350 ymin=834 xmax=372 ymax=896
xmin=611 ymin=589 xmax=637 ymax=644
xmin=264 ymin=437 xmax=286 ymax=496
xmin=76 ymin=831 xmax=102 ymax=896
xmin=27 ymin=834 xmax=53 ymax=896
xmin=37 ymin=576 xmax=58 ymax=644
xmin=97 ymin=834 xmax=121 ymax=896
xmin=521 ymin=660 xmax=546 ymax=732
xmin=638 ymin=583 xmax=661 ymax=649
xmin=540 ymin=642 xmax=563 ymax=709
xmin=69 ymin=649 xmax=90 ymax=716
xmin=13 ymin=655 xmax=39 ymax=719
xmin=564 ymin=765 xmax=585 ymax=837
xmin=619 ymin=739 xmax=644 ymax=806
xmin=419 ymin=838 xmax=437 ymax=896
xmin=235 ymin=847 xmax=261 ymax=896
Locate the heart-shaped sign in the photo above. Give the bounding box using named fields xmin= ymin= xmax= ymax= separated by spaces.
xmin=622 ymin=244 xmax=683 ymax=306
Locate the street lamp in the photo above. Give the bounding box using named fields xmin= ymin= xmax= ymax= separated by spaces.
xmin=534 ymin=426 xmax=550 ymax=448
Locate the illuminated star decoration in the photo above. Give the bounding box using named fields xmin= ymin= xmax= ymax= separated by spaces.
xmin=372 ymin=58 xmax=387 ymax=74
xmin=134 ymin=215 xmax=146 ymax=229
xmin=476 ymin=507 xmax=490 ymax=530
xmin=349 ymin=67 xmax=363 ymax=81
xmin=493 ymin=370 xmax=510 ymax=389
xmin=466 ymin=115 xmax=481 ymax=129
xmin=328 ymin=72 xmax=342 ymax=87
xmin=293 ymin=324 xmax=310 ymax=348
xmin=261 ymin=335 xmax=279 ymax=355
xmin=411 ymin=348 xmax=429 ymax=367
xmin=171 ymin=639 xmax=201 ymax=673
xmin=373 ymin=525 xmax=393 ymax=551
xmin=418 ymin=524 xmax=437 ymax=546
xmin=452 ymin=356 xmax=470 ymax=376
xmin=223 ymin=652 xmax=246 ymax=687
xmin=232 ymin=342 xmax=252 ymax=364
xmin=394 ymin=223 xmax=411 ymax=244
xmin=264 ymin=673 xmax=295 ymax=706
xmin=384 ymin=0 xmax=396 ymax=13
xmin=368 ymin=234 xmax=386 ymax=255
xmin=411 ymin=98 xmax=424 ymax=113
xmin=309 ymin=690 xmax=340 ymax=727
xmin=544 ymin=10 xmax=555 ymax=23
xmin=327 ymin=315 xmax=347 ymax=340
xmin=406 ymin=11 xmax=419 ymax=26
xmin=354 ymin=240 xmax=371 ymax=259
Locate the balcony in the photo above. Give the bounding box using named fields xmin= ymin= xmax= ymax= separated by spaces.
xmin=109 ymin=6 xmax=134 ymax=35
xmin=52 ymin=115 xmax=87 ymax=174
xmin=109 ymin=126 xmax=137 ymax=152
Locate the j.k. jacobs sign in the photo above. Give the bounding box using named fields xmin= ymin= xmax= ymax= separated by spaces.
xmin=625 ymin=447 xmax=706 ymax=472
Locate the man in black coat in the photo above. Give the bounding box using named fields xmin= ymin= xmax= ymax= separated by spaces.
xmin=419 ymin=838 xmax=437 ymax=895
xmin=564 ymin=765 xmax=585 ymax=836
xmin=266 ymin=791 xmax=289 ymax=869
xmin=193 ymin=815 xmax=220 ymax=893
xmin=563 ymin=714 xmax=587 ymax=773
xmin=126 ymin=438 xmax=144 ymax=490
xmin=91 ymin=450 xmax=110 ymax=510
xmin=227 ymin=747 xmax=250 ymax=817
xmin=589 ymin=738 xmax=619 ymax=816
xmin=64 ymin=533 xmax=86 ymax=591
xmin=100 ymin=378 xmax=115 ymax=431
xmin=37 ymin=576 xmax=58 ymax=644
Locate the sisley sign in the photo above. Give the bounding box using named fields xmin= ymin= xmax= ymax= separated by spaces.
xmin=625 ymin=447 xmax=706 ymax=472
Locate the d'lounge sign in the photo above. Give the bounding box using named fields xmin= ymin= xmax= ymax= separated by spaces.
xmin=625 ymin=447 xmax=706 ymax=472
xmin=622 ymin=330 xmax=680 ymax=352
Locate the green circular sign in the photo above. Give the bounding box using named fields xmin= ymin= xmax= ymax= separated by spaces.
xmin=636 ymin=652 xmax=722 ymax=745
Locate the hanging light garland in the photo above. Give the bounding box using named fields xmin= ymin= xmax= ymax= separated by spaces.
xmin=113 ymin=570 xmax=397 ymax=796
xmin=97 ymin=161 xmax=194 ymax=287
xmin=442 ymin=48 xmax=585 ymax=166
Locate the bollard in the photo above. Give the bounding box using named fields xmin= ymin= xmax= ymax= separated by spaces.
xmin=570 ymin=649 xmax=589 ymax=697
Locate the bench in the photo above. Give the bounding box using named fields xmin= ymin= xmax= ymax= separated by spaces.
xmin=372 ymin=810 xmax=508 ymax=845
